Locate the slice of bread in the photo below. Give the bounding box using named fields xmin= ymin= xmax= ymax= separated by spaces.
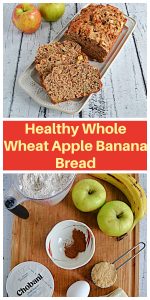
xmin=35 ymin=52 xmax=88 ymax=80
xmin=35 ymin=40 xmax=83 ymax=64
xmin=43 ymin=63 xmax=102 ymax=103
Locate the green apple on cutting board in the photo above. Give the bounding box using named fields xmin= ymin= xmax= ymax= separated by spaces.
xmin=97 ymin=200 xmax=134 ymax=237
xmin=39 ymin=4 xmax=65 ymax=22
xmin=72 ymin=179 xmax=106 ymax=212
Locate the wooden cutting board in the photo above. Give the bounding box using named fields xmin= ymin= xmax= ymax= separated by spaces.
xmin=11 ymin=174 xmax=139 ymax=297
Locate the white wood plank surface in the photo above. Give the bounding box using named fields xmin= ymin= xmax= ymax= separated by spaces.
xmin=3 ymin=3 xmax=147 ymax=118
xmin=3 ymin=174 xmax=147 ymax=296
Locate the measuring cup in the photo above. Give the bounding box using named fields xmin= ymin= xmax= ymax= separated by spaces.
xmin=4 ymin=174 xmax=76 ymax=219
xmin=91 ymin=242 xmax=146 ymax=288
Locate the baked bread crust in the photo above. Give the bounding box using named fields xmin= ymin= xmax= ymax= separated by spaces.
xmin=65 ymin=4 xmax=127 ymax=62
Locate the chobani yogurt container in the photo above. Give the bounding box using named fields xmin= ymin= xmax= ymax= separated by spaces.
xmin=6 ymin=261 xmax=54 ymax=297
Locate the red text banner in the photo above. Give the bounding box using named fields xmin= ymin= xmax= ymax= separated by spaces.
xmin=3 ymin=120 xmax=147 ymax=170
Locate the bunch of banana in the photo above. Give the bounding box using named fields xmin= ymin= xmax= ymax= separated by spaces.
xmin=91 ymin=174 xmax=147 ymax=230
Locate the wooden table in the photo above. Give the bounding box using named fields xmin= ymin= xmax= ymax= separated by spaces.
xmin=3 ymin=3 xmax=147 ymax=118
xmin=3 ymin=174 xmax=147 ymax=296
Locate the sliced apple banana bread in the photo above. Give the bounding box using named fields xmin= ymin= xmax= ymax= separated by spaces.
xmin=35 ymin=40 xmax=83 ymax=64
xmin=36 ymin=52 xmax=88 ymax=80
xmin=43 ymin=64 xmax=102 ymax=103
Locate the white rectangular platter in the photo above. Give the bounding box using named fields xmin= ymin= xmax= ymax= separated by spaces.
xmin=18 ymin=7 xmax=136 ymax=115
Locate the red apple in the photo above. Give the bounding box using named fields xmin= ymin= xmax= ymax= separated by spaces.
xmin=12 ymin=3 xmax=42 ymax=34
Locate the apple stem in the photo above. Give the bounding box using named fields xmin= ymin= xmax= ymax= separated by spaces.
xmin=88 ymin=190 xmax=95 ymax=195
xmin=117 ymin=212 xmax=123 ymax=218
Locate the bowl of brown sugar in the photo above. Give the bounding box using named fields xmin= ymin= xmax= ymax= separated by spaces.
xmin=46 ymin=220 xmax=95 ymax=270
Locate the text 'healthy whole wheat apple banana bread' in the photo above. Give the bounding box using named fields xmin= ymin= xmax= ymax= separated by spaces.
xmin=43 ymin=64 xmax=102 ymax=103
xmin=65 ymin=4 xmax=127 ymax=62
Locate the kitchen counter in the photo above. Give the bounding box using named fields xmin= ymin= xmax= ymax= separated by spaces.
xmin=3 ymin=3 xmax=147 ymax=118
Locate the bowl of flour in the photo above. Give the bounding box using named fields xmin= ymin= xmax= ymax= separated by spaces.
xmin=13 ymin=173 xmax=75 ymax=205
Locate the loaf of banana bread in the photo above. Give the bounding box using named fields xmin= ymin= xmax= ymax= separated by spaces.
xmin=43 ymin=64 xmax=102 ymax=103
xmin=65 ymin=4 xmax=127 ymax=62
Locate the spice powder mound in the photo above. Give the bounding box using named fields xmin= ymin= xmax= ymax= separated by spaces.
xmin=64 ymin=229 xmax=86 ymax=259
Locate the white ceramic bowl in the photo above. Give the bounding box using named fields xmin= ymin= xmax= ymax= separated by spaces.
xmin=46 ymin=220 xmax=95 ymax=270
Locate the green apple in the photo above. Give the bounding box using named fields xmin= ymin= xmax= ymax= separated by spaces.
xmin=97 ymin=200 xmax=134 ymax=237
xmin=72 ymin=179 xmax=106 ymax=212
xmin=39 ymin=4 xmax=65 ymax=22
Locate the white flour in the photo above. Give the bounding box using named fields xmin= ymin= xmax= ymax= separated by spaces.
xmin=18 ymin=173 xmax=74 ymax=199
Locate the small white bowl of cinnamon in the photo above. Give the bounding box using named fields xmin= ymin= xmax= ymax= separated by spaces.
xmin=45 ymin=220 xmax=95 ymax=270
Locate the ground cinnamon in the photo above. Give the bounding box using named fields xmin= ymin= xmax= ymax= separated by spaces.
xmin=64 ymin=228 xmax=86 ymax=259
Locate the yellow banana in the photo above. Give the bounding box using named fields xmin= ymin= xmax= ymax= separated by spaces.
xmin=91 ymin=174 xmax=147 ymax=230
